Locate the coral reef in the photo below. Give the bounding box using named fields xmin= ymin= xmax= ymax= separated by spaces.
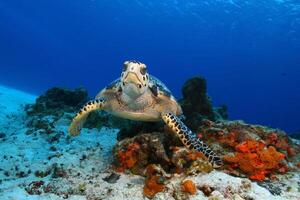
xmin=111 ymin=119 xmax=300 ymax=198
xmin=24 ymin=87 xmax=90 ymax=138
xmin=109 ymin=77 xmax=300 ymax=196
xmin=113 ymin=132 xmax=173 ymax=175
xmin=1 ymin=81 xmax=300 ymax=199
xmin=196 ymin=120 xmax=300 ymax=181
xmin=112 ymin=132 xmax=215 ymax=176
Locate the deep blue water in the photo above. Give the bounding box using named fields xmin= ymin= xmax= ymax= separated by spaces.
xmin=0 ymin=0 xmax=299 ymax=133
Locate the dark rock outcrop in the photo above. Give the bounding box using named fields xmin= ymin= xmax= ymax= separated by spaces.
xmin=179 ymin=77 xmax=228 ymax=131
xmin=290 ymin=131 xmax=300 ymax=140
xmin=26 ymin=87 xmax=88 ymax=117
xmin=180 ymin=77 xmax=214 ymax=119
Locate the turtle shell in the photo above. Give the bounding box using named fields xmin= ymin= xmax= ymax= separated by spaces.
xmin=148 ymin=75 xmax=173 ymax=99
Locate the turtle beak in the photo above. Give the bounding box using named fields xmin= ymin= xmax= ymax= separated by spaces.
xmin=124 ymin=72 xmax=142 ymax=85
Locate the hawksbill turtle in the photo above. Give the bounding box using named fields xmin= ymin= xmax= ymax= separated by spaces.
xmin=69 ymin=60 xmax=223 ymax=168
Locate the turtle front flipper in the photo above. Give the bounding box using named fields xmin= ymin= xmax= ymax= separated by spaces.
xmin=69 ymin=98 xmax=107 ymax=136
xmin=161 ymin=112 xmax=223 ymax=168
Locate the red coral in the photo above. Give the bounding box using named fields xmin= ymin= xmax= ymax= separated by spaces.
xmin=117 ymin=142 xmax=140 ymax=172
xmin=197 ymin=133 xmax=203 ymax=139
xmin=224 ymin=140 xmax=285 ymax=181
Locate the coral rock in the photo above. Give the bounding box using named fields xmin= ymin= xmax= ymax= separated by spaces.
xmin=143 ymin=164 xmax=167 ymax=198
xmin=187 ymin=158 xmax=213 ymax=175
xmin=26 ymin=87 xmax=88 ymax=117
xmin=198 ymin=184 xmax=214 ymax=196
xmin=197 ymin=120 xmax=300 ymax=179
xmin=116 ymin=142 xmax=140 ymax=172
xmin=113 ymin=133 xmax=170 ymax=175
xmin=143 ymin=175 xmax=166 ymax=198
xmin=170 ymin=147 xmax=213 ymax=175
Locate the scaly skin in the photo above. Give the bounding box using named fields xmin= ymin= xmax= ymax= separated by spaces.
xmin=162 ymin=112 xmax=223 ymax=168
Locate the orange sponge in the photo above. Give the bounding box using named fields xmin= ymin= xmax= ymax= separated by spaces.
xmin=181 ymin=180 xmax=197 ymax=195
xmin=224 ymin=140 xmax=285 ymax=181
xmin=117 ymin=142 xmax=140 ymax=172
xmin=143 ymin=175 xmax=165 ymax=198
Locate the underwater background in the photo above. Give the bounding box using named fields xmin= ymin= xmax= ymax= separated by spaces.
xmin=0 ymin=0 xmax=299 ymax=133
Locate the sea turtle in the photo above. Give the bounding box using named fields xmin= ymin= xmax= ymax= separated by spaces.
xmin=69 ymin=60 xmax=223 ymax=168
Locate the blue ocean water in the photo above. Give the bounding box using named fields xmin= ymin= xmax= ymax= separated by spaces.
xmin=0 ymin=0 xmax=299 ymax=133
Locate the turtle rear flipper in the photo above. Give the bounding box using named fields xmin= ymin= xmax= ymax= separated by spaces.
xmin=161 ymin=112 xmax=223 ymax=168
xmin=69 ymin=98 xmax=107 ymax=136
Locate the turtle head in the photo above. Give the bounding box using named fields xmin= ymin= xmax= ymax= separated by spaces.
xmin=120 ymin=60 xmax=150 ymax=98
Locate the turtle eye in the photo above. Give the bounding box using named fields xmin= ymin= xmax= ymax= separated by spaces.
xmin=140 ymin=67 xmax=147 ymax=75
xmin=123 ymin=64 xmax=128 ymax=71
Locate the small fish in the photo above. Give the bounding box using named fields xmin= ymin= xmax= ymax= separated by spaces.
xmin=103 ymin=172 xmax=120 ymax=184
